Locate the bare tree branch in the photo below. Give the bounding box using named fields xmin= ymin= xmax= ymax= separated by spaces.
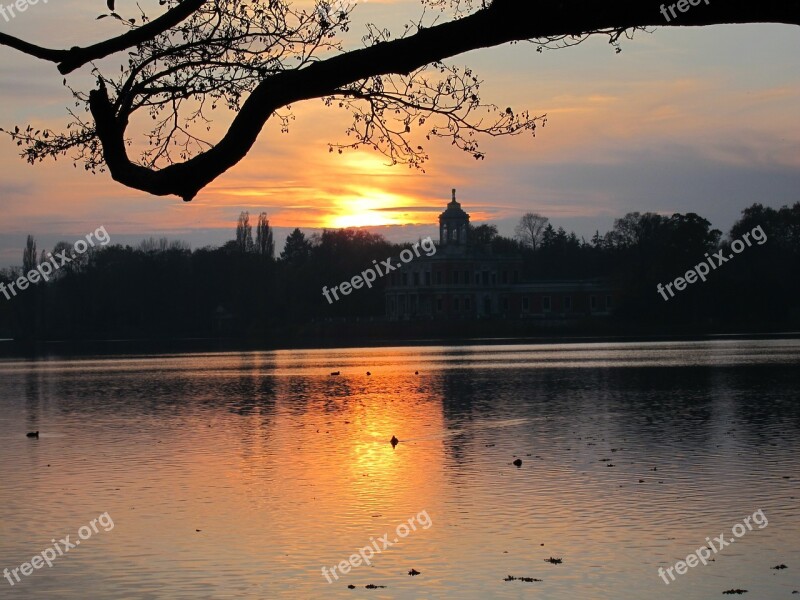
xmin=1 ymin=0 xmax=798 ymax=201
xmin=0 ymin=0 xmax=205 ymax=74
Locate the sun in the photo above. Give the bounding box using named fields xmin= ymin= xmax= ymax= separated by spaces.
xmin=330 ymin=212 xmax=397 ymax=228
xmin=326 ymin=188 xmax=417 ymax=229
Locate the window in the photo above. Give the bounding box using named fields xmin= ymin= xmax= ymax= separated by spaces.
xmin=425 ymin=271 xmax=431 ymax=286
xmin=522 ymin=297 xmax=530 ymax=312
xmin=513 ymin=271 xmax=519 ymax=284
xmin=453 ymin=298 xmax=460 ymax=311
xmin=590 ymin=295 xmax=597 ymax=311
xmin=436 ymin=271 xmax=443 ymax=285
xmin=465 ymin=297 xmax=471 ymax=311
xmin=543 ymin=296 xmax=551 ymax=312
xmin=413 ymin=272 xmax=420 ymax=286
xmin=402 ymin=273 xmax=408 ymax=286
xmin=436 ymin=298 xmax=443 ymax=312
xmin=502 ymin=270 xmax=508 ymax=284
xmin=502 ymin=297 xmax=509 ymax=312
xmin=482 ymin=271 xmax=489 ymax=286
xmin=491 ymin=273 xmax=497 ymax=285
xmin=452 ymin=271 xmax=459 ymax=284
xmin=606 ymin=295 xmax=613 ymax=310
xmin=564 ymin=296 xmax=572 ymax=311
xmin=464 ymin=270 xmax=470 ymax=284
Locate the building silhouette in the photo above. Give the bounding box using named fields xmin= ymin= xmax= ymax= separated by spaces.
xmin=386 ymin=190 xmax=615 ymax=321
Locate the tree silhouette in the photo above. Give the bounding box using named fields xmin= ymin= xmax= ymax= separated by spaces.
xmin=235 ymin=211 xmax=254 ymax=253
xmin=280 ymin=228 xmax=311 ymax=265
xmin=255 ymin=212 xmax=274 ymax=258
xmin=515 ymin=212 xmax=549 ymax=251
xmin=0 ymin=0 xmax=796 ymax=201
xmin=468 ymin=223 xmax=498 ymax=245
xmin=22 ymin=235 xmax=37 ymax=274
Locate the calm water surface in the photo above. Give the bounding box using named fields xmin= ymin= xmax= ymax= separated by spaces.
xmin=1 ymin=340 xmax=799 ymax=599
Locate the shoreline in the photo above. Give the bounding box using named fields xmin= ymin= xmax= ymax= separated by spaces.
xmin=1 ymin=330 xmax=799 ymax=359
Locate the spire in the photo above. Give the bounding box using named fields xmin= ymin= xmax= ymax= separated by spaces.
xmin=452 ymin=188 xmax=456 ymax=203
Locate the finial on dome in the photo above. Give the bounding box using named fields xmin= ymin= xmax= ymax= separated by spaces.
xmin=452 ymin=188 xmax=456 ymax=202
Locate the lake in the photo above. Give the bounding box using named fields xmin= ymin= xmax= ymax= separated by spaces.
xmin=1 ymin=340 xmax=798 ymax=598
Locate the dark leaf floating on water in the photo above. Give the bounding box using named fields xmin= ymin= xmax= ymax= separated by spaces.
xmin=771 ymin=564 xmax=787 ymax=569
xmin=504 ymin=575 xmax=542 ymax=582
xmin=408 ymin=569 xmax=420 ymax=576
xmin=347 ymin=585 xmax=355 ymax=589
xmin=722 ymin=590 xmax=748 ymax=595
xmin=544 ymin=557 xmax=563 ymax=565
xmin=365 ymin=584 xmax=387 ymax=589
xmin=512 ymin=458 xmax=522 ymax=467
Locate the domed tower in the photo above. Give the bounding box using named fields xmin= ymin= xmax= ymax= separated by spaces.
xmin=439 ymin=189 xmax=470 ymax=247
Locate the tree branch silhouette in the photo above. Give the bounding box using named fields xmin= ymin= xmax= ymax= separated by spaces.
xmin=0 ymin=0 xmax=205 ymax=74
xmin=1 ymin=0 xmax=798 ymax=201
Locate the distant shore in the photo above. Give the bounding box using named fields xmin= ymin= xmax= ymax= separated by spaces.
xmin=1 ymin=326 xmax=798 ymax=358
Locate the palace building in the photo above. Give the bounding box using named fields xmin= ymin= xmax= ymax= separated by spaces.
xmin=385 ymin=190 xmax=615 ymax=321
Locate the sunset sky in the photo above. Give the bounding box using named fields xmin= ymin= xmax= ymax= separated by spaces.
xmin=0 ymin=0 xmax=798 ymax=267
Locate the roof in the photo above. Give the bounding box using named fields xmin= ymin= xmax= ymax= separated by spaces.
xmin=439 ymin=199 xmax=470 ymax=221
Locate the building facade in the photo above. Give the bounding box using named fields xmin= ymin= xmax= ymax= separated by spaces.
xmin=385 ymin=190 xmax=615 ymax=321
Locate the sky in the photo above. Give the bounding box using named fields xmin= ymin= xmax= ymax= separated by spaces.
xmin=0 ymin=0 xmax=798 ymax=267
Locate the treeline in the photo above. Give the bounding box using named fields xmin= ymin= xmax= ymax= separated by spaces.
xmin=498 ymin=203 xmax=800 ymax=326
xmin=0 ymin=203 xmax=798 ymax=342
